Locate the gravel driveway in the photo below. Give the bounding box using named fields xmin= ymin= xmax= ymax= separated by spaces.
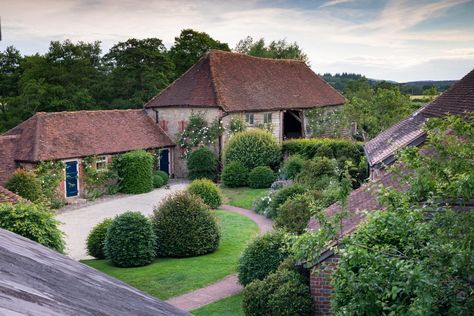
xmin=56 ymin=181 xmax=188 ymax=260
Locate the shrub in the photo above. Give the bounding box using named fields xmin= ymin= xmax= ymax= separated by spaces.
xmin=152 ymin=192 xmax=220 ymax=257
xmin=280 ymin=155 xmax=305 ymax=180
xmin=275 ymin=194 xmax=312 ymax=234
xmin=0 ymin=202 xmax=64 ymax=252
xmin=187 ymin=147 xmax=218 ymax=181
xmin=223 ymin=130 xmax=281 ymax=170
xmin=253 ymin=193 xmax=272 ymax=217
xmin=104 ymin=211 xmax=156 ymax=267
xmin=242 ymin=269 xmax=312 ymax=316
xmin=114 ymin=150 xmax=154 ymax=194
xmin=238 ymin=230 xmax=289 ymax=286
xmin=268 ymin=184 xmax=306 ymax=219
xmin=5 ymin=169 xmax=42 ymax=202
xmin=248 ymin=166 xmax=276 ymax=189
xmin=221 ymin=161 xmax=248 ymax=187
xmin=155 ymin=170 xmax=169 ymax=185
xmin=295 ymin=157 xmax=337 ymax=190
xmin=270 ymin=179 xmax=294 ymax=190
xmin=188 ymin=179 xmax=222 ymax=209
xmin=153 ymin=174 xmax=165 ymax=188
xmin=86 ymin=218 xmax=113 ymax=259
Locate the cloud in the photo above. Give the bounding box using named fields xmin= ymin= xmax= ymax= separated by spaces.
xmin=319 ymin=0 xmax=354 ymax=8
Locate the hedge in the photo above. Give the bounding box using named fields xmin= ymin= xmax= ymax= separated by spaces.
xmin=114 ymin=150 xmax=154 ymax=194
xmin=221 ymin=161 xmax=248 ymax=187
xmin=248 ymin=166 xmax=276 ymax=189
xmin=268 ymin=184 xmax=307 ymax=219
xmin=154 ymin=170 xmax=169 ymax=185
xmin=187 ymin=147 xmax=219 ymax=181
xmin=5 ymin=169 xmax=42 ymax=202
xmin=275 ymin=194 xmax=312 ymax=234
xmin=86 ymin=218 xmax=113 ymax=259
xmin=187 ymin=179 xmax=223 ymax=209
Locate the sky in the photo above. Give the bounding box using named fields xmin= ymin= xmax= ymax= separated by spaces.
xmin=1 ymin=0 xmax=474 ymax=82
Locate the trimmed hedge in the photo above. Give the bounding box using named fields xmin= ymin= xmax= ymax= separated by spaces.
xmin=242 ymin=269 xmax=312 ymax=316
xmin=152 ymin=192 xmax=220 ymax=257
xmin=155 ymin=170 xmax=169 ymax=185
xmin=188 ymin=179 xmax=223 ymax=209
xmin=187 ymin=147 xmax=219 ymax=181
xmin=115 ymin=150 xmax=154 ymax=194
xmin=275 ymin=194 xmax=311 ymax=234
xmin=86 ymin=218 xmax=113 ymax=259
xmin=223 ymin=130 xmax=281 ymax=170
xmin=5 ymin=169 xmax=42 ymax=202
xmin=0 ymin=202 xmax=64 ymax=252
xmin=221 ymin=161 xmax=248 ymax=187
xmin=268 ymin=184 xmax=307 ymax=219
xmin=104 ymin=211 xmax=156 ymax=267
xmin=153 ymin=174 xmax=165 ymax=188
xmin=238 ymin=230 xmax=289 ymax=286
xmin=248 ymin=166 xmax=276 ymax=189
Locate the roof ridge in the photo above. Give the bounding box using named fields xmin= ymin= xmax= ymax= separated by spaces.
xmin=208 ymin=50 xmax=227 ymax=111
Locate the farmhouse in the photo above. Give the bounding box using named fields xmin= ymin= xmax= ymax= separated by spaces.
xmin=144 ymin=49 xmax=345 ymax=176
xmin=0 ymin=109 xmax=174 ymax=198
xmin=308 ymin=67 xmax=474 ymax=315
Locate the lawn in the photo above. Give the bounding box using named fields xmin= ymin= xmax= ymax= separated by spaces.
xmin=82 ymin=210 xmax=258 ymax=300
xmin=192 ymin=293 xmax=244 ymax=316
xmin=221 ymin=186 xmax=269 ymax=210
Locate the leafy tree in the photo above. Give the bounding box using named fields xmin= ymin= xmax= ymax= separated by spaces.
xmin=169 ymin=29 xmax=230 ymax=78
xmin=235 ymin=36 xmax=309 ymax=64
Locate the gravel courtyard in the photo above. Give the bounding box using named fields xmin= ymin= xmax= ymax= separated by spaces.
xmin=56 ymin=181 xmax=188 ymax=260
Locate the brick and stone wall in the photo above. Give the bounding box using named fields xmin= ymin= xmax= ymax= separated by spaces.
xmin=310 ymin=253 xmax=340 ymax=316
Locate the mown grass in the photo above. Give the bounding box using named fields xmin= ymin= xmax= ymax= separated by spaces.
xmin=82 ymin=210 xmax=258 ymax=300
xmin=220 ymin=186 xmax=269 ymax=210
xmin=192 ymin=293 xmax=244 ymax=316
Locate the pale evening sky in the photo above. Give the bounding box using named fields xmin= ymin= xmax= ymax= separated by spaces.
xmin=1 ymin=0 xmax=474 ymax=82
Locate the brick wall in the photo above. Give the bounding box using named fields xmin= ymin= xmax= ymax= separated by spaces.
xmin=310 ymin=254 xmax=340 ymax=316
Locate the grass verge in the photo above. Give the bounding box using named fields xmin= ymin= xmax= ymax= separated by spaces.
xmin=192 ymin=293 xmax=244 ymax=316
xmin=220 ymin=186 xmax=268 ymax=210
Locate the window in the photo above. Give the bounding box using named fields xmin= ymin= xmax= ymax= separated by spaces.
xmin=264 ymin=112 xmax=272 ymax=124
xmin=160 ymin=120 xmax=168 ymax=131
xmin=245 ymin=113 xmax=254 ymax=126
xmin=95 ymin=156 xmax=107 ymax=170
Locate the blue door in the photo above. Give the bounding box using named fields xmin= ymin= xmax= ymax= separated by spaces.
xmin=159 ymin=149 xmax=170 ymax=175
xmin=65 ymin=161 xmax=79 ymax=197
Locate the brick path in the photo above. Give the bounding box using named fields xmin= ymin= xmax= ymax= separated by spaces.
xmin=165 ymin=204 xmax=273 ymax=311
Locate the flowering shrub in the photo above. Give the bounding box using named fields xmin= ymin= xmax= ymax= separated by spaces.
xmin=82 ymin=156 xmax=118 ymax=199
xmin=227 ymin=117 xmax=246 ymax=135
xmin=270 ymin=179 xmax=293 ymax=190
xmin=253 ymin=193 xmax=272 ymax=217
xmin=36 ymin=161 xmax=65 ymax=207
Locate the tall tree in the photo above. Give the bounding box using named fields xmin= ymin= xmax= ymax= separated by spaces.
xmin=0 ymin=46 xmax=23 ymax=131
xmin=169 ymin=29 xmax=230 ymax=78
xmin=235 ymin=36 xmax=309 ymax=64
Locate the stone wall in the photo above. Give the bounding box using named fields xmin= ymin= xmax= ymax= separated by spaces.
xmin=310 ymin=253 xmax=340 ymax=316
xmin=221 ymin=110 xmax=283 ymax=143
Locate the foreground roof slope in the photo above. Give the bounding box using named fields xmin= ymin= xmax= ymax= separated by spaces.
xmin=365 ymin=67 xmax=474 ymax=167
xmin=145 ymin=50 xmax=345 ymax=112
xmin=0 ymin=228 xmax=189 ymax=316
xmin=0 ymin=186 xmax=22 ymax=204
xmin=3 ymin=109 xmax=174 ymax=162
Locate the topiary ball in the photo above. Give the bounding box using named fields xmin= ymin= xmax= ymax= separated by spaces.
xmin=104 ymin=211 xmax=156 ymax=267
xmin=187 ymin=147 xmax=218 ymax=181
xmin=152 ymin=191 xmax=221 ymax=257
xmin=223 ymin=130 xmax=281 ymax=170
xmin=275 ymin=194 xmax=311 ymax=234
xmin=153 ymin=174 xmax=165 ymax=188
xmin=86 ymin=218 xmax=113 ymax=259
xmin=221 ymin=161 xmax=248 ymax=187
xmin=238 ymin=230 xmax=289 ymax=286
xmin=155 ymin=170 xmax=169 ymax=185
xmin=188 ymin=179 xmax=222 ymax=209
xmin=0 ymin=202 xmax=64 ymax=252
xmin=5 ymin=169 xmax=42 ymax=202
xmin=248 ymin=166 xmax=276 ymax=189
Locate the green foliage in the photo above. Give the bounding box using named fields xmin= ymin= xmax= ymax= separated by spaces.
xmin=280 ymin=155 xmax=305 ymax=180
xmin=268 ymin=184 xmax=307 ymax=219
xmin=275 ymin=194 xmax=311 ymax=234
xmin=153 ymin=174 xmax=165 ymax=188
xmin=295 ymin=157 xmax=337 ymax=190
xmin=238 ymin=230 xmax=290 ymax=286
xmin=242 ymin=269 xmax=312 ymax=316
xmin=152 ymin=192 xmax=220 ymax=257
xmin=188 ymin=179 xmax=223 ymax=209
xmin=235 ymin=36 xmax=309 ymax=64
xmin=0 ymin=202 xmax=64 ymax=252
xmin=82 ymin=156 xmax=119 ymax=199
xmin=187 ymin=147 xmax=218 ymax=181
xmin=170 ymin=29 xmax=230 ymax=78
xmin=248 ymin=166 xmax=276 ymax=189
xmin=223 ymin=130 xmax=281 ymax=170
xmin=305 ymin=107 xmax=346 ymax=138
xmin=221 ymin=161 xmax=248 ymax=187
xmin=5 ymin=169 xmax=42 ymax=202
xmin=228 ymin=116 xmax=247 ymax=135
xmin=104 ymin=211 xmax=156 ymax=267
xmin=154 ymin=170 xmax=169 ymax=185
xmin=114 ymin=150 xmax=154 ymax=194
xmin=86 ymin=218 xmax=113 ymax=259
xmin=35 ymin=161 xmax=65 ymax=208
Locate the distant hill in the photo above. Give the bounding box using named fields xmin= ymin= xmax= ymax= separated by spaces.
xmin=320 ymin=73 xmax=456 ymax=95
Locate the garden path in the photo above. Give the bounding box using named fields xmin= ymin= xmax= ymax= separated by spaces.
xmin=56 ymin=180 xmax=188 ymax=260
xmin=165 ymin=204 xmax=273 ymax=311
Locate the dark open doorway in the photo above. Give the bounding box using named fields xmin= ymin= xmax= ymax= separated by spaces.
xmin=283 ymin=110 xmax=303 ymax=139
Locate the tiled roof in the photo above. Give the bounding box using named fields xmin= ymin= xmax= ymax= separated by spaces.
xmin=0 ymin=228 xmax=189 ymax=315
xmin=365 ymin=67 xmax=474 ymax=167
xmin=0 ymin=186 xmax=22 ymax=204
xmin=3 ymin=109 xmax=174 ymax=162
xmin=145 ymin=50 xmax=345 ymax=112
xmin=308 ymin=170 xmax=405 ymax=235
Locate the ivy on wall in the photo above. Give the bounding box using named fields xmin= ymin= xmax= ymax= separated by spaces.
xmin=36 ymin=161 xmax=66 ymax=208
